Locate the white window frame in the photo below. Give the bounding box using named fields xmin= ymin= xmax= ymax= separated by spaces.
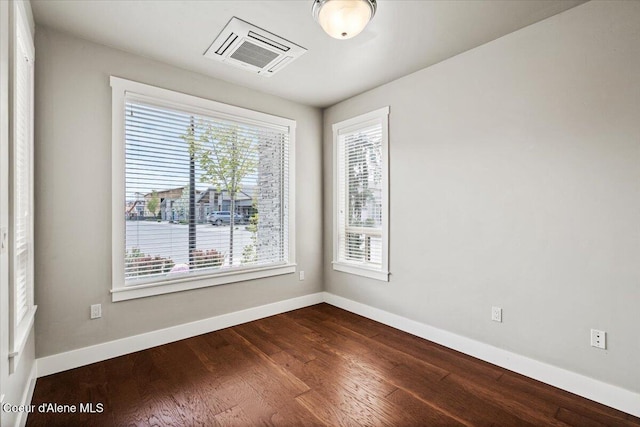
xmin=8 ymin=0 xmax=36 ymax=372
xmin=332 ymin=106 xmax=390 ymax=281
xmin=110 ymin=77 xmax=296 ymax=302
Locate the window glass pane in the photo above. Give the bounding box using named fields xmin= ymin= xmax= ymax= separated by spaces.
xmin=344 ymin=128 xmax=382 ymax=229
xmin=124 ymin=100 xmax=288 ymax=285
xmin=337 ymin=120 xmax=384 ymax=268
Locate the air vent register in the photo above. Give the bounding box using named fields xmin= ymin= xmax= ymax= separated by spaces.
xmin=204 ymin=17 xmax=307 ymax=77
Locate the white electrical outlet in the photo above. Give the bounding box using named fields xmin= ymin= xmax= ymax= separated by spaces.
xmin=591 ymin=329 xmax=606 ymax=349
xmin=491 ymin=306 xmax=502 ymax=322
xmin=299 ymin=270 xmax=305 ymax=281
xmin=0 ymin=227 xmax=7 ymax=253
xmin=90 ymin=304 xmax=102 ymax=319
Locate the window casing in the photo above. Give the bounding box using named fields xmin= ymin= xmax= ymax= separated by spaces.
xmin=111 ymin=77 xmax=296 ymax=301
xmin=333 ymin=107 xmax=389 ymax=281
xmin=9 ymin=0 xmax=36 ymax=371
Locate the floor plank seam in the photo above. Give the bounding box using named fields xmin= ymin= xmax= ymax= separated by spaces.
xmin=383 ymin=387 xmax=399 ymax=398
xmin=292 ymin=389 xmax=313 ymax=400
xmin=393 ymin=384 xmax=474 ymax=427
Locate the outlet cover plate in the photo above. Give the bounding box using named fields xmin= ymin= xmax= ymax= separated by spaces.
xmin=91 ymin=304 xmax=102 ymax=319
xmin=591 ymin=329 xmax=606 ymax=349
xmin=0 ymin=227 xmax=7 ymax=253
xmin=491 ymin=306 xmax=502 ymax=322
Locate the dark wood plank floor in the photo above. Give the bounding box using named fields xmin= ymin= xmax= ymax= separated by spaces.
xmin=27 ymin=303 xmax=637 ymax=426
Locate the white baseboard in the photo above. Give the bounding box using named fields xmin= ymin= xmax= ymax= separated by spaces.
xmin=35 ymin=290 xmax=639 ymax=418
xmin=323 ymin=292 xmax=640 ymax=418
xmin=16 ymin=362 xmax=37 ymax=427
xmin=37 ymin=292 xmax=324 ymax=378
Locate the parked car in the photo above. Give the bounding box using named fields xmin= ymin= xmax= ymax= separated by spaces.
xmin=207 ymin=211 xmax=243 ymax=226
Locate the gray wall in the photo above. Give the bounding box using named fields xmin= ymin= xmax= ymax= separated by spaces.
xmin=323 ymin=1 xmax=640 ymax=393
xmin=34 ymin=27 xmax=323 ymax=357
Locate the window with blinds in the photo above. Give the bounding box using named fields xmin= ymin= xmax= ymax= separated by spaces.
xmin=9 ymin=0 xmax=36 ymax=368
xmin=111 ymin=77 xmax=295 ymax=299
xmin=13 ymin=22 xmax=33 ymax=325
xmin=333 ymin=107 xmax=389 ymax=281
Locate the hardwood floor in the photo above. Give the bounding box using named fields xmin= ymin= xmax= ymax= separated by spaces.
xmin=27 ymin=303 xmax=637 ymax=426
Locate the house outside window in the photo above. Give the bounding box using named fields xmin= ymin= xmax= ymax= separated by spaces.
xmin=111 ymin=77 xmax=296 ymax=301
xmin=333 ymin=107 xmax=389 ymax=281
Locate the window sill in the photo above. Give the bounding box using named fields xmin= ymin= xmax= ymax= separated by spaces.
xmin=111 ymin=264 xmax=296 ymax=302
xmin=9 ymin=305 xmax=37 ymax=373
xmin=332 ymin=262 xmax=389 ymax=282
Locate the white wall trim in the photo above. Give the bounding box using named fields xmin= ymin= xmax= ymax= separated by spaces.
xmin=322 ymin=292 xmax=640 ymax=418
xmin=111 ymin=265 xmax=297 ymax=302
xmin=37 ymin=292 xmax=323 ymax=378
xmin=332 ymin=262 xmax=389 ymax=282
xmin=15 ymin=361 xmax=36 ymax=427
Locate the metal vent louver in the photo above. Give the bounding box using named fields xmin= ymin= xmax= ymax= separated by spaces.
xmin=204 ymin=17 xmax=307 ymax=77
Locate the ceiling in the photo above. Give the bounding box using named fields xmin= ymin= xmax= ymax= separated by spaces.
xmin=31 ymin=0 xmax=584 ymax=108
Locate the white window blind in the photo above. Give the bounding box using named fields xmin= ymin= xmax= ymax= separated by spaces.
xmin=337 ymin=124 xmax=383 ymax=264
xmin=123 ymin=96 xmax=290 ymax=287
xmin=333 ymin=107 xmax=389 ymax=281
xmin=12 ymin=3 xmax=34 ymax=329
xmin=9 ymin=0 xmax=36 ymax=369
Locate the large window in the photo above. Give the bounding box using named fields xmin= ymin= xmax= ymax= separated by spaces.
xmin=9 ymin=0 xmax=36 ymax=371
xmin=111 ymin=77 xmax=295 ymax=301
xmin=333 ymin=107 xmax=389 ymax=281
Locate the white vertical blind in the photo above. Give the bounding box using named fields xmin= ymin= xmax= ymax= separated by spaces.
xmin=337 ymin=123 xmax=384 ymax=267
xmin=123 ymin=97 xmax=289 ymax=286
xmin=12 ymin=8 xmax=34 ymax=326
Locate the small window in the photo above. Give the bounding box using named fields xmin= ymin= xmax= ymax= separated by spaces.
xmin=111 ymin=77 xmax=296 ymax=301
xmin=333 ymin=107 xmax=389 ymax=281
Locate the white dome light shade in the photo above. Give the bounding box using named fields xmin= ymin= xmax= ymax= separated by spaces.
xmin=312 ymin=0 xmax=377 ymax=40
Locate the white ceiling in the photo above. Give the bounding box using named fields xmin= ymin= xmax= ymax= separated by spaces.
xmin=31 ymin=0 xmax=584 ymax=108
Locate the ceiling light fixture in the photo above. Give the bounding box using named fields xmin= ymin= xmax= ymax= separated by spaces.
xmin=312 ymin=0 xmax=377 ymax=40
